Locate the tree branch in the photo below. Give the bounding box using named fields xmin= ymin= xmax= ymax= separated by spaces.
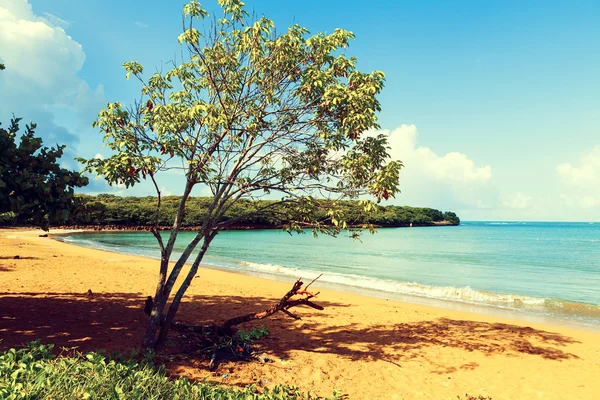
xmin=220 ymin=277 xmax=323 ymax=333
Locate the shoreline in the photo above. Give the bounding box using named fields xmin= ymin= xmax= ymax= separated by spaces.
xmin=55 ymin=229 xmax=600 ymax=334
xmin=2 ymin=228 xmax=600 ymax=399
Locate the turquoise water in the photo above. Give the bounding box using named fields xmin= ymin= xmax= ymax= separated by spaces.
xmin=61 ymin=222 xmax=600 ymax=326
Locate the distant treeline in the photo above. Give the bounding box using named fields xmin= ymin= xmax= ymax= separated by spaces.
xmin=61 ymin=195 xmax=459 ymax=229
xmin=1 ymin=194 xmax=460 ymax=229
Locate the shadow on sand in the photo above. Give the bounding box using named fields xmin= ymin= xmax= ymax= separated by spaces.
xmin=0 ymin=291 xmax=580 ymax=365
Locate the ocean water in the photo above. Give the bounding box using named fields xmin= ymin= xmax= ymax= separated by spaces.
xmin=60 ymin=222 xmax=600 ymax=327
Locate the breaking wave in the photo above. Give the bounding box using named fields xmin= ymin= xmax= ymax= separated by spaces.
xmin=483 ymin=222 xmax=528 ymax=226
xmin=229 ymin=260 xmax=600 ymax=321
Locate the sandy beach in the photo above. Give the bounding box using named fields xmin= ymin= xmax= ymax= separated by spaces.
xmin=1 ymin=228 xmax=599 ymax=399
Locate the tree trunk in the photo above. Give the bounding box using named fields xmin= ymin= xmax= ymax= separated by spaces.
xmin=154 ymin=234 xmax=214 ymax=350
xmin=141 ymin=308 xmax=162 ymax=348
xmin=141 ymin=181 xmax=195 ymax=349
xmin=141 ymin=256 xmax=170 ymax=348
xmin=161 ymin=231 xmax=204 ymax=300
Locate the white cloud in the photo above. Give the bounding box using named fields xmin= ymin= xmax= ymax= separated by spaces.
xmin=0 ymin=0 xmax=104 ymax=166
xmin=0 ymin=0 xmax=30 ymax=19
xmin=83 ymin=177 xmax=126 ymax=196
xmin=371 ymin=124 xmax=494 ymax=210
xmin=556 ymin=146 xmax=600 ymax=209
xmin=557 ymin=146 xmax=600 ymax=185
xmin=560 ymin=194 xmax=599 ymax=209
xmin=502 ymin=192 xmax=532 ymax=209
xmin=0 ymin=2 xmax=84 ymax=92
xmin=160 ymin=186 xmax=175 ymax=196
xmin=384 ymin=125 xmax=492 ymax=183
xmin=134 ymin=21 xmax=149 ymax=28
xmin=41 ymin=12 xmax=70 ymax=29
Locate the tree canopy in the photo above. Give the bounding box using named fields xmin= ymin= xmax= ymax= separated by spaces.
xmin=0 ymin=118 xmax=88 ymax=230
xmin=80 ymin=0 xmax=402 ymax=349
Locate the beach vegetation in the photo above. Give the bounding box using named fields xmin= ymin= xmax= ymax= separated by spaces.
xmin=237 ymin=326 xmax=270 ymax=342
xmin=78 ymin=0 xmax=401 ymax=350
xmin=0 ymin=341 xmax=342 ymax=399
xmin=0 ymin=117 xmax=88 ymax=231
xmin=0 ymin=342 xmax=492 ymax=399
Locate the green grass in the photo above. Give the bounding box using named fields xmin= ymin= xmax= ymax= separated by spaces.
xmin=0 ymin=341 xmax=343 ymax=400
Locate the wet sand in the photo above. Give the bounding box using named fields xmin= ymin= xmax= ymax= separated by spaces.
xmin=1 ymin=228 xmax=599 ymax=399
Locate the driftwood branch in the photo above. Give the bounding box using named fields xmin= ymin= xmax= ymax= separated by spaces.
xmin=220 ymin=278 xmax=323 ymax=332
xmin=144 ymin=276 xmax=324 ymax=336
xmin=281 ymin=309 xmax=301 ymax=320
xmin=304 ymin=273 xmax=322 ymax=291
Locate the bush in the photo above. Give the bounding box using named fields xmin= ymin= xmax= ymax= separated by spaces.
xmin=0 ymin=211 xmax=17 ymax=226
xmin=0 ymin=341 xmax=343 ymax=400
xmin=0 ymin=117 xmax=88 ymax=230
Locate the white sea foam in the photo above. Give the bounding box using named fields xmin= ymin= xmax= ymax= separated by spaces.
xmin=235 ymin=260 xmax=548 ymax=309
xmin=62 ymin=237 xmax=130 ymax=255
xmin=62 ymin=237 xmax=99 ymax=247
xmin=486 ymin=222 xmax=528 ymax=226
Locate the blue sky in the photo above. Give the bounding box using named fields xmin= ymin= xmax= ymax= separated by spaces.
xmin=1 ymin=0 xmax=599 ymax=221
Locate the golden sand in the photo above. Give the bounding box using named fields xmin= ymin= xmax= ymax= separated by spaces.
xmin=1 ymin=228 xmax=599 ymax=399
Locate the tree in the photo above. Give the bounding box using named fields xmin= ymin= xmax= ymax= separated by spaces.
xmin=0 ymin=117 xmax=89 ymax=230
xmin=79 ymin=0 xmax=402 ymax=350
xmin=443 ymin=211 xmax=460 ymax=225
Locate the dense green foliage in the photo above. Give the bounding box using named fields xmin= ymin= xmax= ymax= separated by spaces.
xmin=0 ymin=117 xmax=88 ymax=230
xmin=68 ymin=194 xmax=459 ymax=228
xmin=0 ymin=342 xmax=342 ymax=400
